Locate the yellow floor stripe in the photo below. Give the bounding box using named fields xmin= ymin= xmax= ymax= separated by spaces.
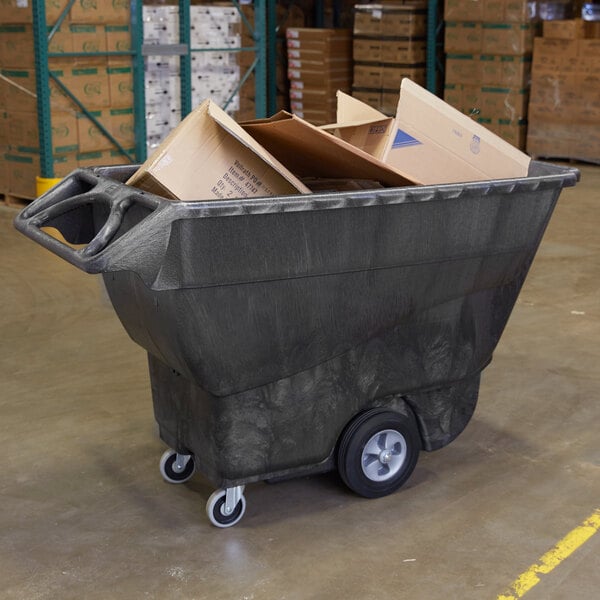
xmin=497 ymin=509 xmax=600 ymax=600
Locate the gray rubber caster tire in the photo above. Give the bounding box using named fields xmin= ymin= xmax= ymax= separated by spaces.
xmin=159 ymin=449 xmax=195 ymax=484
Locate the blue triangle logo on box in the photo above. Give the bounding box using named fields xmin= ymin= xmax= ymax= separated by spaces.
xmin=392 ymin=129 xmax=422 ymax=149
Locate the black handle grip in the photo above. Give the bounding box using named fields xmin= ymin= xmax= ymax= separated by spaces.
xmin=14 ymin=168 xmax=163 ymax=273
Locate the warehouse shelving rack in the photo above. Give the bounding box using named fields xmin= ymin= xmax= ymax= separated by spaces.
xmin=31 ymin=0 xmax=271 ymax=179
xmin=30 ymin=0 xmax=442 ymax=182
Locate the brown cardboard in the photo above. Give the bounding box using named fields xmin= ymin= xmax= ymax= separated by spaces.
xmin=107 ymin=65 xmax=133 ymax=106
xmin=0 ymin=0 xmax=72 ymax=24
xmin=71 ymin=0 xmax=131 ymax=24
xmin=444 ymin=22 xmax=483 ymax=53
xmin=8 ymin=109 xmax=78 ymax=154
xmin=353 ymin=38 xmax=427 ymax=63
xmin=0 ymin=24 xmax=72 ymax=69
xmin=383 ymin=78 xmax=530 ymax=184
xmin=445 ymin=53 xmax=533 ymax=88
xmin=320 ymin=91 xmax=395 ymax=159
xmin=480 ymin=86 xmax=529 ymax=120
xmin=287 ymin=66 xmax=352 ymax=85
xmin=109 ymin=107 xmax=135 ymax=147
xmin=60 ymin=66 xmax=111 ymax=108
xmin=241 ymin=110 xmax=417 ymax=187
xmin=77 ymin=110 xmax=113 ymax=152
xmin=105 ymin=24 xmax=131 ymax=65
xmin=6 ymin=151 xmax=78 ymax=198
xmin=482 ymin=23 xmax=535 ymax=54
xmin=353 ymin=4 xmax=427 ymax=37
xmin=127 ymin=99 xmax=310 ymax=201
xmin=445 ymin=22 xmax=535 ymax=54
xmin=543 ymin=19 xmax=586 ymax=40
xmin=0 ymin=111 xmax=8 ymax=147
xmin=1 ymin=69 xmax=38 ymax=113
xmin=444 ymin=0 xmax=484 ymax=21
xmin=531 ymin=38 xmax=575 ymax=74
xmin=69 ymin=24 xmax=107 ymax=64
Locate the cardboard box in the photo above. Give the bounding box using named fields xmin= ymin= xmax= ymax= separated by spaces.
xmin=0 ymin=0 xmax=72 ymax=24
xmin=77 ymin=110 xmax=114 ymax=152
xmin=444 ymin=0 xmax=484 ymax=21
xmin=57 ymin=66 xmax=111 ymax=108
xmin=241 ymin=110 xmax=416 ymax=187
xmin=353 ymin=4 xmax=427 ymax=37
xmin=127 ymin=99 xmax=310 ymax=201
xmin=109 ymin=107 xmax=135 ymax=147
xmin=290 ymin=109 xmax=337 ymax=126
xmin=320 ymin=91 xmax=395 ymax=159
xmin=482 ymin=23 xmax=535 ymax=54
xmin=531 ymin=37 xmax=578 ymax=74
xmin=5 ymin=151 xmax=78 ymax=198
xmin=69 ymin=24 xmax=107 ymax=64
xmin=288 ymin=66 xmax=352 ymax=85
xmin=445 ymin=22 xmax=535 ymax=54
xmin=353 ymin=38 xmax=427 ymax=63
xmin=444 ymin=83 xmax=483 ymax=115
xmin=480 ymin=86 xmax=529 ymax=120
xmin=503 ymin=0 xmax=534 ymax=23
xmin=71 ymin=0 xmax=131 ymax=24
xmin=0 ymin=111 xmax=8 ymax=147
xmin=0 ymin=151 xmax=8 ymax=192
xmin=543 ymin=19 xmax=586 ymax=40
xmin=384 ymin=79 xmax=530 ymax=184
xmin=350 ymin=88 xmax=385 ymax=111
xmin=286 ymin=28 xmax=352 ymax=54
xmin=0 ymin=24 xmax=71 ymax=69
xmin=1 ymin=69 xmax=38 ymax=113
xmin=353 ymin=64 xmax=426 ymax=89
xmin=8 ymin=110 xmax=78 ymax=154
xmin=107 ymin=65 xmax=133 ymax=106
xmin=105 ymin=24 xmax=131 ymax=65
xmin=481 ymin=54 xmax=531 ymax=87
xmin=444 ymin=22 xmax=483 ymax=53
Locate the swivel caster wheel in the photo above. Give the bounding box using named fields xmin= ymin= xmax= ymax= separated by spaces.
xmin=206 ymin=486 xmax=246 ymax=528
xmin=159 ymin=449 xmax=195 ymax=484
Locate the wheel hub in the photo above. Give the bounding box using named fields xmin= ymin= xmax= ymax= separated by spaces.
xmin=379 ymin=449 xmax=393 ymax=464
xmin=361 ymin=429 xmax=408 ymax=482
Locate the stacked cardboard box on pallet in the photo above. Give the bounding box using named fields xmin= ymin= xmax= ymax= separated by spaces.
xmin=352 ymin=3 xmax=427 ymax=115
xmin=286 ymin=28 xmax=353 ymax=125
xmin=0 ymin=0 xmax=133 ymax=198
xmin=527 ymin=20 xmax=600 ymax=161
xmin=443 ymin=0 xmax=538 ymax=149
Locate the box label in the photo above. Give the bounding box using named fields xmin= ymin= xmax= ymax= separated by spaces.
xmin=392 ymin=129 xmax=422 ymax=149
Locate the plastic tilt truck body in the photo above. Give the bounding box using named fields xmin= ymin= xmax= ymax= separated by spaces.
xmin=14 ymin=161 xmax=579 ymax=527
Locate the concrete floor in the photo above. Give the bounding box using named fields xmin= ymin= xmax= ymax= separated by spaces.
xmin=1 ymin=165 xmax=599 ymax=599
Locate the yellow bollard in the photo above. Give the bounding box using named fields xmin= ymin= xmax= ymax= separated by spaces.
xmin=36 ymin=176 xmax=62 ymax=197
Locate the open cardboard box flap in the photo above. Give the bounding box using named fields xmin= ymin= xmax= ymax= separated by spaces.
xmin=128 ymin=100 xmax=311 ymax=200
xmin=241 ymin=110 xmax=418 ymax=188
xmin=384 ymin=78 xmax=531 ymax=184
xmin=320 ymin=91 xmax=394 ymax=160
xmin=322 ymin=79 xmax=531 ymax=185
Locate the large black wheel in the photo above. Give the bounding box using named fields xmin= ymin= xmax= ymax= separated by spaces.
xmin=337 ymin=408 xmax=420 ymax=499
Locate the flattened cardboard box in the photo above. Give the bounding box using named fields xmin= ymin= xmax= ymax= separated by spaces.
xmin=323 ymin=79 xmax=530 ymax=184
xmin=240 ymin=110 xmax=416 ymax=187
xmin=386 ymin=79 xmax=530 ymax=183
xmin=127 ymin=99 xmax=310 ymax=201
xmin=320 ymin=91 xmax=394 ymax=160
